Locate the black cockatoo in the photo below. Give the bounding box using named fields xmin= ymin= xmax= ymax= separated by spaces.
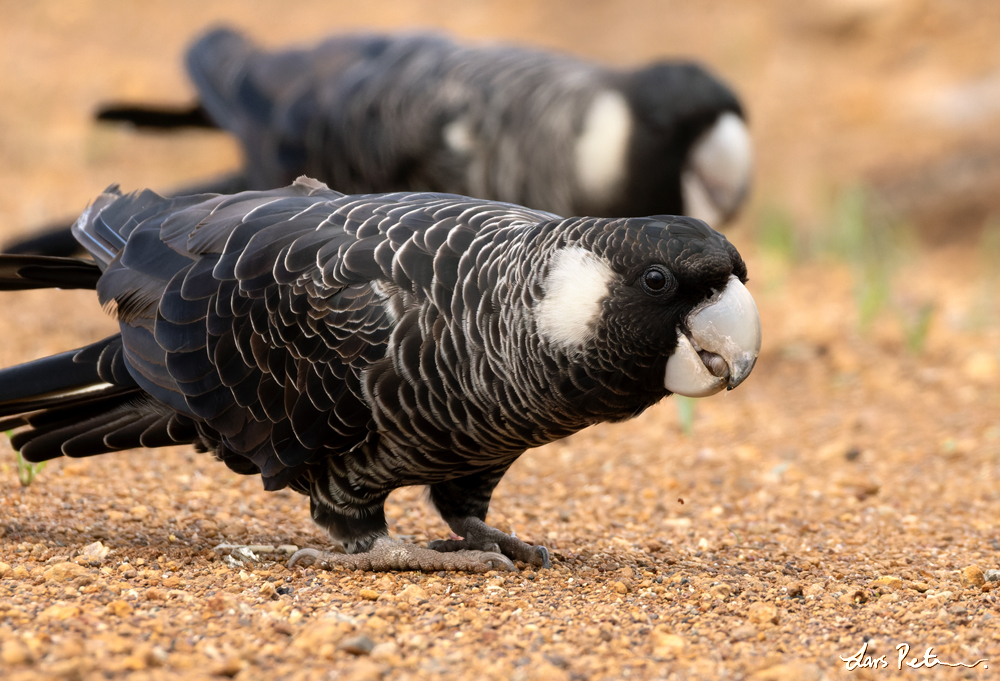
xmin=6 ymin=28 xmax=751 ymax=257
xmin=0 ymin=178 xmax=760 ymax=571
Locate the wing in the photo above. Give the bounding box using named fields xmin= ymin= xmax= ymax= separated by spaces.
xmin=96 ymin=178 xmax=555 ymax=489
xmin=184 ymin=27 xmax=605 ymax=216
xmin=186 ymin=28 xmax=426 ymax=189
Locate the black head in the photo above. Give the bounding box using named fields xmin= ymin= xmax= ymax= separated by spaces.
xmin=591 ymin=216 xmax=746 ymax=368
xmin=610 ymin=62 xmax=748 ymax=221
xmin=532 ymin=215 xmax=758 ymax=414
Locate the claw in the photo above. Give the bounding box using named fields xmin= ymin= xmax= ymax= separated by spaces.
xmin=287 ymin=547 xmax=324 ymax=568
xmin=482 ymin=553 xmax=517 ymax=571
xmin=535 ymin=545 xmax=551 ymax=569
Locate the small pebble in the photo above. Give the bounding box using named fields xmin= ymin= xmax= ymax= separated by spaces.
xmin=803 ymin=583 xmax=824 ymax=598
xmin=748 ymin=602 xmax=780 ymax=624
xmin=292 ymin=618 xmax=352 ymax=650
xmin=42 ymin=561 xmax=91 ymax=584
xmin=47 ymin=659 xmax=84 ymax=677
xmin=839 ymin=589 xmax=869 ymax=605
xmin=369 ymin=641 xmax=399 ymax=662
xmin=339 ymin=634 xmax=375 ymax=656
xmin=960 ymin=565 xmax=985 ymax=588
xmin=149 ymin=646 xmax=169 ymax=666
xmin=1 ymin=640 xmax=34 ymax=665
xmin=219 ymin=520 xmax=247 ymax=537
xmin=212 ymin=657 xmax=243 ymax=678
xmin=343 ymin=659 xmax=384 ymax=681
xmin=871 ymin=576 xmax=903 ymax=590
xmin=273 ymin=621 xmax=295 ymax=636
xmin=260 ymin=581 xmax=278 ymax=599
xmin=232 ymin=547 xmax=259 ymax=564
xmin=80 ymin=541 xmax=110 ymax=561
xmin=985 ymin=569 xmax=1000 ymax=583
xmin=359 ymin=588 xmax=379 ymax=601
xmin=42 ymin=603 xmax=81 ymax=620
xmin=911 ymin=581 xmax=930 ymax=592
xmin=108 ymin=600 xmax=134 ymax=617
xmin=961 ymin=351 xmax=999 ymax=385
xmin=650 ymin=627 xmax=685 ymax=658
xmin=399 ymin=584 xmax=428 ymax=602
xmin=613 ymin=580 xmax=630 ymax=594
xmin=710 ymin=583 xmax=733 ymax=599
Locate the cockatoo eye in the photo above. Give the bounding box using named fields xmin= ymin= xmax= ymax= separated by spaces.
xmin=641 ymin=266 xmax=672 ymax=295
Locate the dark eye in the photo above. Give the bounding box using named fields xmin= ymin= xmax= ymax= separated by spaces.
xmin=640 ymin=266 xmax=672 ymax=295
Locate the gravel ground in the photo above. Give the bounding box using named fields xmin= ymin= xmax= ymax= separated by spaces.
xmin=3 ymin=2 xmax=1000 ymax=680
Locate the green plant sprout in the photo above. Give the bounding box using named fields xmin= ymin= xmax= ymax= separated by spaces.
xmin=16 ymin=451 xmax=46 ymax=487
xmin=902 ymin=302 xmax=935 ymax=355
xmin=754 ymin=204 xmax=800 ymax=293
xmin=828 ymin=185 xmax=918 ymax=333
xmin=831 ymin=187 xmax=891 ymax=329
xmin=7 ymin=430 xmax=45 ymax=486
xmin=968 ymin=220 xmax=1000 ymax=331
xmin=756 ymin=204 xmax=798 ymax=263
xmin=675 ymin=395 xmax=696 ymax=437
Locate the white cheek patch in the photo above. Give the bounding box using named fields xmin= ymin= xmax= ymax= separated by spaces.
xmin=681 ymin=169 xmax=723 ymax=227
xmin=444 ymin=118 xmax=475 ymax=154
xmin=682 ymin=111 xmax=753 ymax=226
xmin=535 ymin=246 xmax=615 ymax=350
xmin=574 ymin=90 xmax=633 ymax=205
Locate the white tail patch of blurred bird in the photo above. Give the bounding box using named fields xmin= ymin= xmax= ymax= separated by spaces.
xmin=574 ymin=90 xmax=633 ymax=205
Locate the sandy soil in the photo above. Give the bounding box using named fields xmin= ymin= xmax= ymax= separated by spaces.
xmin=2 ymin=1 xmax=1000 ymax=679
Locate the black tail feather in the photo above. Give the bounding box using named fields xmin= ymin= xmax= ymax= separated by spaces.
xmin=11 ymin=396 xmax=140 ymax=461
xmin=0 ymin=344 xmax=200 ymax=462
xmin=95 ymin=103 xmax=216 ymax=130
xmin=0 ymin=337 xmax=148 ymax=462
xmin=0 ymin=349 xmax=112 ymax=416
xmin=0 ymin=255 xmax=101 ymax=290
xmin=11 ymin=393 xmax=200 ymax=462
xmin=0 ymin=336 xmax=135 ymax=419
xmin=2 ymin=388 xmax=135 ymax=431
xmin=2 ymin=228 xmax=84 ymax=257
